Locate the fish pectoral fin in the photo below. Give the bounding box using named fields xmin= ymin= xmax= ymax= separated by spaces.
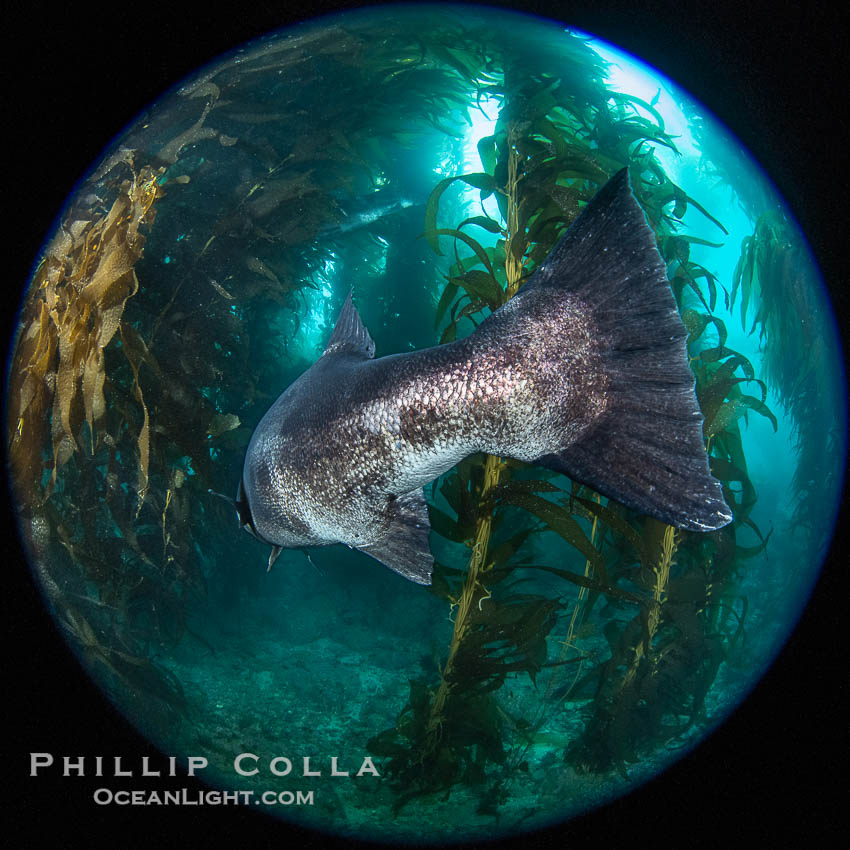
xmin=358 ymin=489 xmax=433 ymax=585
xmin=267 ymin=545 xmax=283 ymax=572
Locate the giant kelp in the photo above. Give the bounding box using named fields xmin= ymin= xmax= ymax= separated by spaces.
xmin=730 ymin=211 xmax=840 ymax=542
xmin=8 ymin=9 xmax=788 ymax=828
xmin=6 ymin=17 xmax=482 ymax=743
xmin=8 ymin=155 xmax=162 ymax=511
xmin=367 ymin=21 xmax=774 ymax=813
xmin=7 ymin=153 xmax=192 ymax=736
xmin=690 ymin=104 xmax=842 ymax=549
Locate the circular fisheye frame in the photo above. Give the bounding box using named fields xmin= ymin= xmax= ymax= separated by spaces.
xmin=8 ymin=4 xmax=846 ymax=845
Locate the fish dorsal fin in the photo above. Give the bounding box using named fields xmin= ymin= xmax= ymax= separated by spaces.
xmin=322 ymin=291 xmax=375 ymax=359
xmin=358 ymin=489 xmax=433 ymax=584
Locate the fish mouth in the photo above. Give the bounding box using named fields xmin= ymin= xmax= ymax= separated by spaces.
xmin=235 ymin=476 xmax=265 ymax=541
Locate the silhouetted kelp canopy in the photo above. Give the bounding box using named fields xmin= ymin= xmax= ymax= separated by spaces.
xmin=5 ymin=6 xmax=840 ymax=839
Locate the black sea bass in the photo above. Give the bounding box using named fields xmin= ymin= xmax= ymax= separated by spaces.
xmin=236 ymin=170 xmax=732 ymax=584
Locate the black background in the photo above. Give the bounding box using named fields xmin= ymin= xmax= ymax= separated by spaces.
xmin=5 ymin=1 xmax=846 ymax=847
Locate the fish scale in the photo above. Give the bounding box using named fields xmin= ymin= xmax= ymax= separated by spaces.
xmin=236 ymin=169 xmax=732 ymax=584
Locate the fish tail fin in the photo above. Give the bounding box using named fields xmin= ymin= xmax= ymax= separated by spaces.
xmin=519 ymin=169 xmax=731 ymax=531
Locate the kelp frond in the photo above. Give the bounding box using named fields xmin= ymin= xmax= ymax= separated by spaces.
xmin=369 ymin=22 xmax=774 ymax=815
xmin=8 ymin=158 xmax=163 ymax=510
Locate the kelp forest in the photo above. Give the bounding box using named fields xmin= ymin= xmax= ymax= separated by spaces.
xmin=6 ymin=9 xmax=837 ymax=834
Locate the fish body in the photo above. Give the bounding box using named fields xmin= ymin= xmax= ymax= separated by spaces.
xmin=337 ymin=197 xmax=416 ymax=232
xmin=239 ymin=170 xmax=732 ymax=583
xmin=320 ymin=193 xmax=419 ymax=239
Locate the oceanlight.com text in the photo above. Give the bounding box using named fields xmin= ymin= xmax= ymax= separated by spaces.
xmin=92 ymin=788 xmax=315 ymax=806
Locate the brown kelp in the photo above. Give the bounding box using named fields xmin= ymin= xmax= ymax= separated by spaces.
xmin=7 ymin=153 xmax=190 ymax=736
xmin=368 ymin=21 xmax=773 ymax=813
xmin=690 ymin=105 xmax=840 ymax=549
xmin=730 ymin=211 xmax=839 ymax=542
xmin=8 ymin=9 xmax=785 ymax=823
xmin=8 ymin=155 xmax=162 ymax=512
xmin=5 ymin=18 xmax=489 ymax=743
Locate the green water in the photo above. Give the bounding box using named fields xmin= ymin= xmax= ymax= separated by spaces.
xmin=8 ymin=4 xmax=846 ymax=844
